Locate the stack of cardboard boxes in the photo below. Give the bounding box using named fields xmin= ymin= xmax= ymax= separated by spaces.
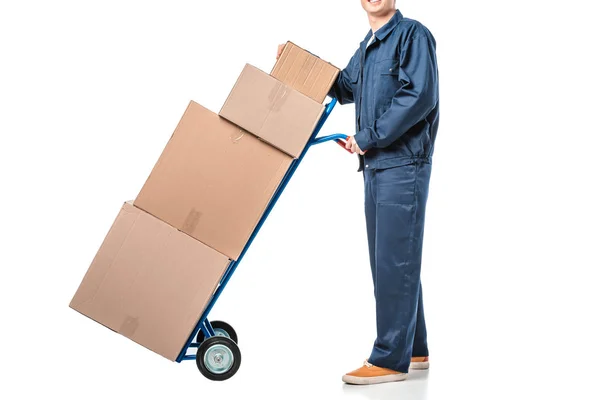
xmin=69 ymin=42 xmax=339 ymax=362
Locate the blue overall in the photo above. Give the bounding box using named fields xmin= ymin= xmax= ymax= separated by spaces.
xmin=328 ymin=9 xmax=439 ymax=373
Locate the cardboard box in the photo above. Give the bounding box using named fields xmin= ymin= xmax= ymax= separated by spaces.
xmin=219 ymin=64 xmax=325 ymax=158
xmin=134 ymin=100 xmax=292 ymax=260
xmin=70 ymin=202 xmax=230 ymax=361
xmin=271 ymin=41 xmax=340 ymax=104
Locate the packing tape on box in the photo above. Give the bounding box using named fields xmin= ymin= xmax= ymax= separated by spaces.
xmin=119 ymin=316 xmax=139 ymax=338
xmin=268 ymin=81 xmax=281 ymax=104
xmin=182 ymin=208 xmax=202 ymax=235
xmin=272 ymin=86 xmax=289 ymax=113
xmin=267 ymin=82 xmax=291 ymax=113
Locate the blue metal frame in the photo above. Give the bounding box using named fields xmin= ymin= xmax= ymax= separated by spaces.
xmin=310 ymin=133 xmax=348 ymax=145
xmin=176 ymin=98 xmax=341 ymax=362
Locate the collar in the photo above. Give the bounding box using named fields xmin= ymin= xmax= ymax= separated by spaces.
xmin=361 ymin=9 xmax=404 ymax=45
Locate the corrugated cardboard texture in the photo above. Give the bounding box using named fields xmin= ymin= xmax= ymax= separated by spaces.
xmin=70 ymin=202 xmax=230 ymax=361
xmin=219 ymin=64 xmax=325 ymax=158
xmin=271 ymin=41 xmax=340 ymax=103
xmin=134 ymin=100 xmax=292 ymax=260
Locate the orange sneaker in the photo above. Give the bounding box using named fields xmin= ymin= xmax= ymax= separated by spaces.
xmin=410 ymin=356 xmax=430 ymax=369
xmin=342 ymin=360 xmax=407 ymax=385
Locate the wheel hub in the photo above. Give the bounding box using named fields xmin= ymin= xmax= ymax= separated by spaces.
xmin=214 ymin=328 xmax=230 ymax=338
xmin=204 ymin=344 xmax=234 ymax=374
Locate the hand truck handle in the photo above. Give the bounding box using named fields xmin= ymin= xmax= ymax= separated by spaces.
xmin=334 ymin=136 xmax=354 ymax=153
xmin=311 ymin=134 xmax=359 ymax=154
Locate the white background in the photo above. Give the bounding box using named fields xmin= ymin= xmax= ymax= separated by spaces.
xmin=1 ymin=1 xmax=599 ymax=399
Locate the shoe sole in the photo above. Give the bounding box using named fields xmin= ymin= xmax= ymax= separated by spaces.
xmin=342 ymin=373 xmax=407 ymax=385
xmin=409 ymin=361 xmax=429 ymax=370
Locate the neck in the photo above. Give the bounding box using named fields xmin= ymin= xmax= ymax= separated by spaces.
xmin=368 ymin=9 xmax=396 ymax=33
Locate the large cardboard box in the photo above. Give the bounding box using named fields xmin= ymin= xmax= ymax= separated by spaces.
xmin=134 ymin=100 xmax=292 ymax=260
xmin=70 ymin=202 xmax=230 ymax=361
xmin=219 ymin=64 xmax=325 ymax=158
xmin=271 ymin=41 xmax=340 ymax=104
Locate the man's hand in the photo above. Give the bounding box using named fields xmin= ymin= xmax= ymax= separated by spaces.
xmin=345 ymin=136 xmax=365 ymax=155
xmin=276 ymin=43 xmax=286 ymax=59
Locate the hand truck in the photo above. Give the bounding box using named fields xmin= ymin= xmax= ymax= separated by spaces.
xmin=176 ymin=98 xmax=350 ymax=381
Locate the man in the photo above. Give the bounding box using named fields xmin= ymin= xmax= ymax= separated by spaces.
xmin=278 ymin=0 xmax=439 ymax=386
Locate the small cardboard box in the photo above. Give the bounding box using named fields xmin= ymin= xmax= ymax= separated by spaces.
xmin=271 ymin=41 xmax=340 ymax=104
xmin=134 ymin=100 xmax=292 ymax=260
xmin=219 ymin=64 xmax=325 ymax=158
xmin=70 ymin=202 xmax=231 ymax=361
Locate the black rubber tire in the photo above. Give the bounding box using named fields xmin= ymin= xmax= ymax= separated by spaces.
xmin=196 ymin=336 xmax=241 ymax=381
xmin=196 ymin=321 xmax=238 ymax=344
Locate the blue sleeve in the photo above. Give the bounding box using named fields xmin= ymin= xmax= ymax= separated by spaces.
xmin=328 ymin=50 xmax=359 ymax=105
xmin=354 ymin=35 xmax=438 ymax=151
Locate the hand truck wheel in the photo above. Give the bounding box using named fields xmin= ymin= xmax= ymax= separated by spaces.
xmin=196 ymin=336 xmax=241 ymax=381
xmin=196 ymin=320 xmax=238 ymax=344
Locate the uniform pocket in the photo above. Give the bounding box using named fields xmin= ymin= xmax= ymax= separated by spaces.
xmin=380 ymin=58 xmax=400 ymax=77
xmin=375 ymin=163 xmax=418 ymax=205
xmin=376 ymin=59 xmax=405 ymax=111
xmin=379 ymin=58 xmax=410 ymax=86
xmin=376 ymin=202 xmax=415 ymax=260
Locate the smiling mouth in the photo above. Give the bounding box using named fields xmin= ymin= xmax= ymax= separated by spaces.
xmin=368 ymin=0 xmax=382 ymax=3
